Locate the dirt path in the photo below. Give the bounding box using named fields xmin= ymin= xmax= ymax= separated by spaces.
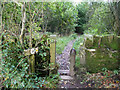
xmin=56 ymin=40 xmax=75 ymax=70
xmin=56 ymin=40 xmax=86 ymax=88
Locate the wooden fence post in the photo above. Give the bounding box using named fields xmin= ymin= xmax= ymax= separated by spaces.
xmin=70 ymin=48 xmax=76 ymax=77
xmin=50 ymin=35 xmax=56 ymax=69
xmin=29 ymin=54 xmax=35 ymax=73
xmin=24 ymin=47 xmax=38 ymax=74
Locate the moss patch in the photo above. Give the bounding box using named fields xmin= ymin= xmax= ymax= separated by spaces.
xmin=85 ymin=35 xmax=119 ymax=73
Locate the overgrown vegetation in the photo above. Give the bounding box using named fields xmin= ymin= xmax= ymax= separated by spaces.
xmin=1 ymin=32 xmax=60 ymax=88
xmin=56 ymin=33 xmax=77 ymax=54
xmin=1 ymin=1 xmax=120 ymax=88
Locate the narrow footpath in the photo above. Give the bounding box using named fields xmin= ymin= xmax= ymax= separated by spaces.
xmin=56 ymin=40 xmax=85 ymax=88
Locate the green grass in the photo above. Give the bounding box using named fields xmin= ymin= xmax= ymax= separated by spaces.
xmin=56 ymin=33 xmax=77 ymax=54
xmin=72 ymin=35 xmax=84 ymax=69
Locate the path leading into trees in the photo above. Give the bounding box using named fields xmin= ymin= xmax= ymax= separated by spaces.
xmin=56 ymin=40 xmax=86 ymax=88
xmin=56 ymin=40 xmax=75 ymax=70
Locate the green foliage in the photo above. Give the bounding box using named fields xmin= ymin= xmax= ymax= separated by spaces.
xmin=113 ymin=70 xmax=119 ymax=75
xmin=85 ymin=2 xmax=114 ymax=35
xmin=56 ymin=34 xmax=77 ymax=54
xmin=35 ymin=34 xmax=50 ymax=76
xmin=70 ymin=33 xmax=77 ymax=39
xmin=1 ymin=33 xmax=59 ymax=88
xmin=75 ymin=3 xmax=89 ymax=34
xmin=44 ymin=74 xmax=60 ymax=88
xmin=2 ymin=2 xmax=78 ymax=37
xmin=2 ymin=2 xmax=22 ymax=31
xmin=44 ymin=2 xmax=78 ymax=34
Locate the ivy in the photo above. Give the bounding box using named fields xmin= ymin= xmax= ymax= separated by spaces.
xmin=1 ymin=33 xmax=59 ymax=88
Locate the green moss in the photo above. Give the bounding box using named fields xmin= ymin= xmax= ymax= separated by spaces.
xmin=75 ymin=56 xmax=80 ymax=68
xmin=75 ymin=34 xmax=120 ymax=73
xmin=86 ymin=49 xmax=118 ymax=73
xmin=85 ymin=35 xmax=119 ymax=73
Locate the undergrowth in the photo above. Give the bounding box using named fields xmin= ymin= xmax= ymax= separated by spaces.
xmin=0 ymin=32 xmax=60 ymax=88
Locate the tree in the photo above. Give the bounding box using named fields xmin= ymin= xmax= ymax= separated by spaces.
xmin=85 ymin=2 xmax=114 ymax=35
xmin=75 ymin=2 xmax=89 ymax=34
xmin=42 ymin=2 xmax=77 ymax=35
xmin=109 ymin=2 xmax=120 ymax=35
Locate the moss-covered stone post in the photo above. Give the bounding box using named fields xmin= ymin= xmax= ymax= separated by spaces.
xmin=50 ymin=35 xmax=56 ymax=69
xmin=79 ymin=43 xmax=86 ymax=73
xmin=70 ymin=48 xmax=76 ymax=77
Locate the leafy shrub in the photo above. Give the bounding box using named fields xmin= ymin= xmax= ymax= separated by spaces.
xmin=1 ymin=32 xmax=59 ymax=88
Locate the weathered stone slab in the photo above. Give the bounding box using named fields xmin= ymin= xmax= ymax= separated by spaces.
xmin=70 ymin=48 xmax=76 ymax=77
xmin=60 ymin=75 xmax=73 ymax=80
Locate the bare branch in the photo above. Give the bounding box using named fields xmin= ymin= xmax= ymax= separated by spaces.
xmin=20 ymin=2 xmax=26 ymax=45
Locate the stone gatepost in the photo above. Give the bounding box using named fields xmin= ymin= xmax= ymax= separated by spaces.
xmin=79 ymin=43 xmax=86 ymax=73
xmin=70 ymin=48 xmax=76 ymax=77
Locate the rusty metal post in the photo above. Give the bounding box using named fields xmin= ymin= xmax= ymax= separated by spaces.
xmin=70 ymin=48 xmax=76 ymax=77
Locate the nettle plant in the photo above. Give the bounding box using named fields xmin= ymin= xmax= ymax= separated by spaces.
xmin=1 ymin=32 xmax=59 ymax=88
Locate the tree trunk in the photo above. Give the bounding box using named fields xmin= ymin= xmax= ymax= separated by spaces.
xmin=28 ymin=3 xmax=35 ymax=74
xmin=20 ymin=2 xmax=26 ymax=45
